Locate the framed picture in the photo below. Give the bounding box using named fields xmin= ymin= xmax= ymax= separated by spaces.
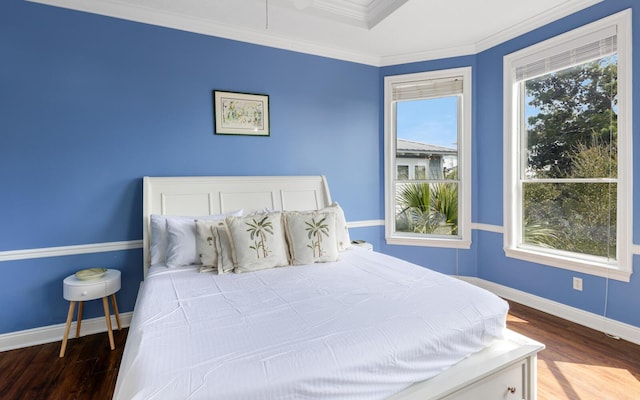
xmin=213 ymin=90 xmax=270 ymax=136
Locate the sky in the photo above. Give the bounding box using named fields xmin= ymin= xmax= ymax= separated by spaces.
xmin=396 ymin=96 xmax=458 ymax=149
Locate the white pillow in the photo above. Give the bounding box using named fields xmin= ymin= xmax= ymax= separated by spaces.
xmin=150 ymin=214 xmax=214 ymax=265
xmin=320 ymin=202 xmax=351 ymax=251
xmin=158 ymin=210 xmax=242 ymax=268
xmin=226 ymin=212 xmax=289 ymax=273
xmin=195 ymin=220 xmax=235 ymax=274
xmin=150 ymin=214 xmax=171 ymax=265
xmin=284 ymin=211 xmax=339 ymax=265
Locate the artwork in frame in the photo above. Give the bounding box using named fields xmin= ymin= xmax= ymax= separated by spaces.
xmin=213 ymin=90 xmax=270 ymax=136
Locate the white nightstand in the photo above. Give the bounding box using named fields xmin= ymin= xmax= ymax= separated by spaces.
xmin=59 ymin=268 xmax=122 ymax=357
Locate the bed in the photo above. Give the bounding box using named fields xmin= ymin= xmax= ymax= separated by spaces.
xmin=113 ymin=175 xmax=543 ymax=400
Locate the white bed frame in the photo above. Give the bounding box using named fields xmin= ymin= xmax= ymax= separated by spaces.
xmin=142 ymin=175 xmax=332 ymax=277
xmin=141 ymin=175 xmax=544 ymax=400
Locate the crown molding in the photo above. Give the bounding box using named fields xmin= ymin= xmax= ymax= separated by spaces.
xmin=27 ymin=0 xmax=604 ymax=67
xmin=380 ymin=0 xmax=605 ymax=66
xmin=379 ymin=44 xmax=477 ymax=67
xmin=473 ymin=0 xmax=605 ymax=54
xmin=26 ymin=0 xmax=382 ymax=65
xmin=287 ymin=0 xmax=408 ymax=29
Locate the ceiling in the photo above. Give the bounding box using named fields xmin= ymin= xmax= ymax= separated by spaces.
xmin=28 ymin=0 xmax=603 ymax=66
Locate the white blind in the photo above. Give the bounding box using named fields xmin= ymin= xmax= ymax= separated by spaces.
xmin=515 ymin=26 xmax=617 ymax=81
xmin=392 ymin=76 xmax=463 ymax=101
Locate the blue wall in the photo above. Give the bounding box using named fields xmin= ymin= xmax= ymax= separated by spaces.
xmin=1 ymin=0 xmax=639 ymax=336
xmin=382 ymin=0 xmax=640 ymax=330
xmin=0 ymin=0 xmax=380 ymax=334
xmin=472 ymin=1 xmax=640 ymax=329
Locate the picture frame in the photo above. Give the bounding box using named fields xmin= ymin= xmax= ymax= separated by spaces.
xmin=213 ymin=90 xmax=270 ymax=136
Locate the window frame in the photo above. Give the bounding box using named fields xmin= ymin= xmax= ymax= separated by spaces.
xmin=384 ymin=67 xmax=472 ymax=249
xmin=503 ymin=10 xmax=633 ymax=282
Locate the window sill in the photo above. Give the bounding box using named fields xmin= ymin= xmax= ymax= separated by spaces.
xmin=386 ymin=235 xmax=471 ymax=249
xmin=505 ymin=247 xmax=631 ymax=282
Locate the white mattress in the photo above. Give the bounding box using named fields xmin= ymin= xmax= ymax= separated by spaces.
xmin=114 ymin=248 xmax=508 ymax=400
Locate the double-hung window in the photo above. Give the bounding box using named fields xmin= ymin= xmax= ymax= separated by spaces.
xmin=384 ymin=67 xmax=471 ymax=248
xmin=503 ymin=10 xmax=632 ymax=281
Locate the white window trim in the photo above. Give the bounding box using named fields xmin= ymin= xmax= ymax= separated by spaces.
xmin=384 ymin=67 xmax=472 ymax=249
xmin=503 ymin=9 xmax=632 ymax=282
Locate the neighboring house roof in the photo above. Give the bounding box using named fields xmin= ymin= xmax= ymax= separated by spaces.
xmin=396 ymin=139 xmax=456 ymax=157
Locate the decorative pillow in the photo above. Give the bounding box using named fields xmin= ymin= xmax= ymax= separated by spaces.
xmin=226 ymin=212 xmax=289 ymax=273
xmin=320 ymin=202 xmax=351 ymax=251
xmin=163 ymin=210 xmax=242 ymax=268
xmin=195 ymin=220 xmax=235 ymax=274
xmin=284 ymin=211 xmax=339 ymax=265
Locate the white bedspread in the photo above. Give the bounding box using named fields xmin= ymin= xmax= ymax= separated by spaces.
xmin=114 ymin=248 xmax=507 ymax=400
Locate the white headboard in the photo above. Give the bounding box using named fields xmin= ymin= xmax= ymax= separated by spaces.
xmin=142 ymin=175 xmax=332 ymax=277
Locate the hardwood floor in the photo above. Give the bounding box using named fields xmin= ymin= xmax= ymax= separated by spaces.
xmin=0 ymin=329 xmax=127 ymax=400
xmin=507 ymin=301 xmax=640 ymax=400
xmin=0 ymin=302 xmax=639 ymax=399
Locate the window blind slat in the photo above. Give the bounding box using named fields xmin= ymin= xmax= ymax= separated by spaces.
xmin=392 ymin=76 xmax=463 ymax=101
xmin=514 ymin=26 xmax=617 ymax=81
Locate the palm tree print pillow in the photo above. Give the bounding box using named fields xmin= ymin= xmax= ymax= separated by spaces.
xmin=195 ymin=220 xmax=235 ymax=274
xmin=226 ymin=212 xmax=289 ymax=273
xmin=284 ymin=211 xmax=339 ymax=265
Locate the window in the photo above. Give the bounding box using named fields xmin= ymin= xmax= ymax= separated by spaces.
xmin=503 ymin=10 xmax=632 ymax=281
xmin=384 ymin=67 xmax=471 ymax=248
xmin=397 ymin=165 xmax=409 ymax=180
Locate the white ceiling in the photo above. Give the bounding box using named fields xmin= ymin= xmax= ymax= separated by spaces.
xmin=28 ymin=0 xmax=603 ymax=66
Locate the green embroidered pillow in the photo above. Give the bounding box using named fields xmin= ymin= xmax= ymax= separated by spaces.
xmin=195 ymin=220 xmax=235 ymax=274
xmin=284 ymin=211 xmax=339 ymax=265
xmin=226 ymin=212 xmax=289 ymax=273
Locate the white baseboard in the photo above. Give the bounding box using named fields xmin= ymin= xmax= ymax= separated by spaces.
xmin=0 ymin=312 xmax=132 ymax=352
xmin=459 ymin=276 xmax=640 ymax=346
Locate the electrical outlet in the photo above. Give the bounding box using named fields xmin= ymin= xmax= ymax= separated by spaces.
xmin=573 ymin=277 xmax=583 ymax=291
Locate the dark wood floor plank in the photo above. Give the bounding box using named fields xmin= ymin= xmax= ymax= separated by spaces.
xmin=0 ymin=329 xmax=127 ymax=400
xmin=1 ymin=302 xmax=639 ymax=399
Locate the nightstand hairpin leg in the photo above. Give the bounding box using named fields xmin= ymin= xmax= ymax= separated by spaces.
xmin=59 ymin=301 xmax=76 ymax=358
xmin=75 ymin=301 xmax=84 ymax=338
xmin=102 ymin=297 xmax=115 ymax=350
xmin=111 ymin=294 xmax=121 ymax=330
